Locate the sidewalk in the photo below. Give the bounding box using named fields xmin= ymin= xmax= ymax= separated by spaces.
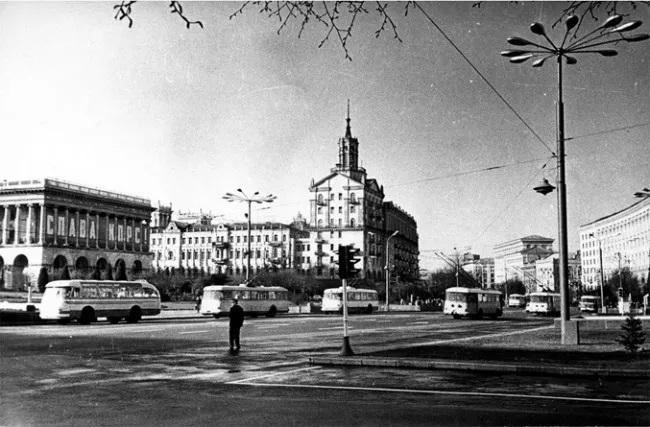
xmin=309 ymin=325 xmax=650 ymax=378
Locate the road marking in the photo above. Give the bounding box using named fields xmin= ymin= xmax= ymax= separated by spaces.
xmin=407 ymin=321 xmax=430 ymax=325
xmin=178 ymin=330 xmax=210 ymax=335
xmin=226 ymin=366 xmax=318 ymax=385
xmin=234 ymin=382 xmax=650 ymax=405
xmin=57 ymin=368 xmax=95 ymax=376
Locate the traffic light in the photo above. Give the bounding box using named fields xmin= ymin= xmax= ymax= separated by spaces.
xmin=336 ymin=245 xmax=348 ymax=279
xmin=346 ymin=245 xmax=361 ymax=279
xmin=617 ymin=287 xmax=624 ymax=298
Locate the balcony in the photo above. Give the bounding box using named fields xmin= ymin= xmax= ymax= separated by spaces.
xmin=268 ymin=241 xmax=283 ymax=247
xmin=212 ymin=241 xmax=230 ymax=249
xmin=212 ymin=258 xmax=229 ymax=266
xmin=314 ymin=250 xmax=328 ymax=257
xmin=315 ymin=237 xmax=327 ymax=244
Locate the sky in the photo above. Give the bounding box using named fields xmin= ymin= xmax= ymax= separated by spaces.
xmin=1 ymin=1 xmax=648 ymax=270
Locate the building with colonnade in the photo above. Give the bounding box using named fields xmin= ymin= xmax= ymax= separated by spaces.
xmin=0 ymin=178 xmax=154 ymax=290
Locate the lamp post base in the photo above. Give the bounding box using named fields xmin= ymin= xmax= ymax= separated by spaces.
xmin=340 ymin=336 xmax=354 ymax=356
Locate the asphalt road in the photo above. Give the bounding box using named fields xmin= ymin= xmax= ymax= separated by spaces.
xmin=2 ymin=312 xmax=648 ymax=426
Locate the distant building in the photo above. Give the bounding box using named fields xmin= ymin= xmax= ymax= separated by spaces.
xmin=0 ymin=178 xmax=154 ymax=290
xmin=579 ymin=197 xmax=650 ymax=291
xmin=462 ymin=258 xmax=495 ymax=289
xmin=303 ymin=105 xmax=419 ymax=281
xmin=535 ymin=253 xmax=581 ymax=293
xmin=493 ymin=235 xmax=554 ymax=286
xmin=149 ymin=209 xmax=309 ymax=278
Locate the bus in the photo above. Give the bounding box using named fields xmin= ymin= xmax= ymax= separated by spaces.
xmin=321 ymin=286 xmax=378 ymax=314
xmin=525 ymin=292 xmax=561 ymax=316
xmin=579 ymin=295 xmax=601 ymax=313
xmin=200 ymin=285 xmax=290 ymax=319
xmin=508 ymin=294 xmax=527 ymax=308
xmin=39 ymin=280 xmax=161 ymax=325
xmin=443 ymin=287 xmax=503 ymax=319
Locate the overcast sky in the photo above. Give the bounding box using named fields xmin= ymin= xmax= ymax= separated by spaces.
xmin=1 ymin=1 xmax=648 ymax=269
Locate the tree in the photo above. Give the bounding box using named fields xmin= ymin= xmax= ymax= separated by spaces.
xmin=503 ymin=279 xmax=526 ymax=296
xmin=617 ymin=312 xmax=646 ymax=353
xmin=607 ymin=267 xmax=641 ymax=303
xmin=112 ymin=2 xmax=648 ymax=61
xmin=115 ymin=261 xmax=128 ymax=281
xmin=37 ymin=267 xmax=49 ymax=293
xmin=60 ymin=266 xmax=71 ymax=280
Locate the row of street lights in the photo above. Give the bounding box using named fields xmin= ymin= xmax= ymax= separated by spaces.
xmin=503 ymin=14 xmax=648 ymax=344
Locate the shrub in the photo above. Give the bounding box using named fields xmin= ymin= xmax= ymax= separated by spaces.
xmin=617 ymin=312 xmax=646 ymax=353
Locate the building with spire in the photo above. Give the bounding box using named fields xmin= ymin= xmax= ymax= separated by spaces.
xmin=297 ymin=102 xmax=419 ymax=282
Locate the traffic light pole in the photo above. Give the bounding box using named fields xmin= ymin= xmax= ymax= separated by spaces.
xmin=340 ymin=278 xmax=354 ymax=356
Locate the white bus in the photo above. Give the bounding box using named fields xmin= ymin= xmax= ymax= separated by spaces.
xmin=200 ymin=285 xmax=290 ymax=319
xmin=39 ymin=280 xmax=161 ymax=325
xmin=508 ymin=293 xmax=527 ymax=308
xmin=525 ymin=292 xmax=561 ymax=315
xmin=579 ymin=295 xmax=601 ymax=313
xmin=443 ymin=287 xmax=503 ymax=319
xmin=321 ymin=286 xmax=378 ymax=314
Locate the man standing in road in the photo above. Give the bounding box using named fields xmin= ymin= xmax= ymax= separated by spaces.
xmin=229 ymin=298 xmax=245 ymax=352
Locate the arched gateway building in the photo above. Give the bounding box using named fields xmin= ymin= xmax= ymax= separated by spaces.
xmin=0 ymin=178 xmax=154 ymax=290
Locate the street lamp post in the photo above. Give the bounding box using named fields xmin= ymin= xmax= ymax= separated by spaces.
xmin=385 ymin=230 xmax=399 ymax=311
xmin=502 ymin=15 xmax=648 ymax=345
xmin=223 ymin=189 xmax=276 ymax=282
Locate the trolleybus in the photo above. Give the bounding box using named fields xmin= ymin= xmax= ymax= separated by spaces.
xmin=443 ymin=287 xmax=503 ymax=319
xmin=579 ymin=295 xmax=601 ymax=313
xmin=321 ymin=286 xmax=378 ymax=314
xmin=39 ymin=280 xmax=161 ymax=324
xmin=200 ymin=284 xmax=289 ymax=318
xmin=525 ymin=292 xmax=561 ymax=316
xmin=508 ymin=293 xmax=528 ymax=308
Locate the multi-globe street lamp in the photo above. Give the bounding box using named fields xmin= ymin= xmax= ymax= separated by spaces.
xmin=633 ymin=187 xmax=650 ymax=199
xmin=384 ymin=230 xmax=399 ymax=311
xmin=223 ymin=189 xmax=277 ymax=282
xmin=502 ymin=14 xmax=648 ymax=345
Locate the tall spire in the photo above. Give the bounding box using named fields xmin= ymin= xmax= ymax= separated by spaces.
xmin=345 ymin=99 xmax=352 ymax=139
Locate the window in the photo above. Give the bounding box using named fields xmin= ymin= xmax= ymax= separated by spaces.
xmin=237 ymin=236 xmax=241 ymax=243
xmin=330 ymin=193 xmax=335 ymax=200
xmin=265 ymin=235 xmax=269 ymax=242
xmin=338 ymin=207 xmax=342 ymax=213
xmin=339 ymin=193 xmax=342 ymax=200
xmin=330 ymin=206 xmax=335 ymax=214
xmin=350 ymin=206 xmax=355 ymax=213
xmin=318 ymin=207 xmax=322 ymax=214
xmin=257 ymin=235 xmax=261 ymax=242
xmin=283 ymin=235 xmax=286 ymax=242
xmin=201 ymin=237 xmax=205 ymax=244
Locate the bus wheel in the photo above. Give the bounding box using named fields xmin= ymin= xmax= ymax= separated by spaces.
xmin=79 ymin=307 xmax=94 ymax=325
xmin=107 ymin=316 xmax=121 ymax=324
xmin=212 ymin=314 xmax=220 ymax=319
xmin=477 ymin=309 xmax=484 ymax=320
xmin=266 ymin=306 xmax=277 ymax=318
xmin=496 ymin=308 xmax=503 ymax=317
xmin=126 ymin=307 xmax=141 ymax=324
xmin=365 ymin=304 xmax=373 ymax=314
xmin=452 ymin=314 xmax=461 ymax=320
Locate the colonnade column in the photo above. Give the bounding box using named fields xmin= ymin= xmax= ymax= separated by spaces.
xmin=14 ymin=205 xmax=21 ymax=244
xmin=26 ymin=204 xmax=33 ymax=244
xmin=53 ymin=207 xmax=59 ymax=244
xmin=106 ymin=215 xmax=110 ymax=249
xmin=95 ymin=213 xmax=100 ymax=249
xmin=75 ymin=210 xmax=80 ymax=246
xmin=39 ymin=204 xmax=46 ymax=244
xmin=2 ymin=205 xmax=9 ymax=245
xmin=63 ymin=208 xmax=69 ymax=245
xmin=85 ymin=212 xmax=90 ymax=248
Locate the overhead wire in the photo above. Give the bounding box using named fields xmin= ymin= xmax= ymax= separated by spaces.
xmin=565 ymin=122 xmax=650 ymax=142
xmin=386 ymin=156 xmax=552 ymax=188
xmin=413 ymin=2 xmax=556 ymax=156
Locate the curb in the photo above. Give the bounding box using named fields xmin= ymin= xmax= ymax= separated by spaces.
xmin=308 ymin=356 xmax=649 ymax=378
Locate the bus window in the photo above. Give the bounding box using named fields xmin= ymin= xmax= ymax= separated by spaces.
xmin=98 ymin=284 xmax=116 ymax=299
xmin=81 ymin=285 xmax=99 ymax=299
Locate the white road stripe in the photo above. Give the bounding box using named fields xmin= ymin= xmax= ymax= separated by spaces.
xmin=178 ymin=330 xmax=210 ymax=335
xmin=235 ymin=382 xmax=650 ymax=405
xmin=226 ymin=366 xmax=319 ymax=384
